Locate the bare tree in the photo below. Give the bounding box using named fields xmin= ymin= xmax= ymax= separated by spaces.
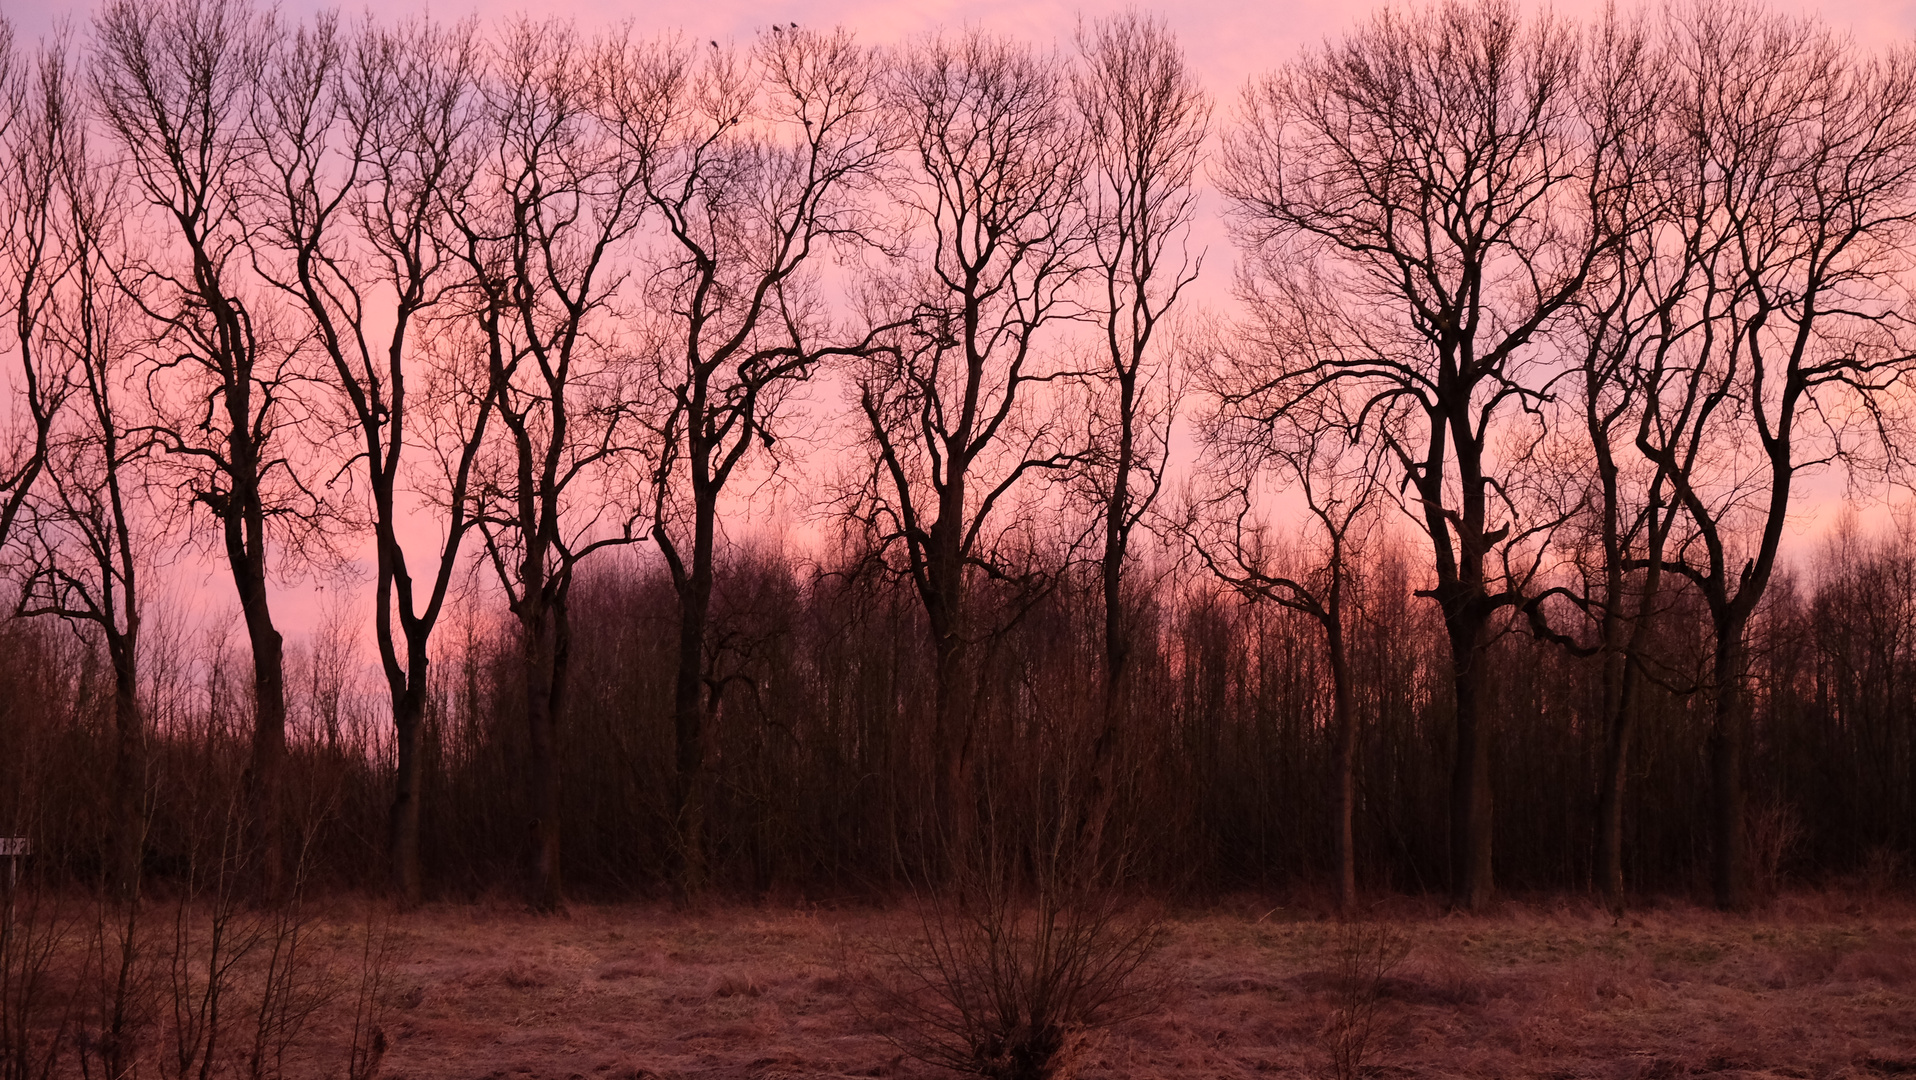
xmin=452 ymin=18 xmax=654 ymax=911
xmin=91 ymin=0 xmax=314 ymax=899
xmin=626 ymin=26 xmax=894 ymax=894
xmin=1627 ymin=3 xmax=1916 ymax=909
xmin=1193 ymin=356 xmax=1386 ymax=912
xmin=854 ymin=29 xmax=1088 ymax=856
xmin=1068 ymin=10 xmax=1207 ymax=865
xmin=247 ymin=13 xmax=492 ymax=904
xmin=14 ymin=45 xmax=148 ymax=895
xmin=1220 ymin=0 xmax=1615 ymax=909
xmin=0 ymin=18 xmax=66 ymax=554
xmin=1522 ymin=12 xmax=1679 ymax=914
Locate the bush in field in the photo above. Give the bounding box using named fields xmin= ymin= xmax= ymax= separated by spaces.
xmin=878 ymin=874 xmax=1165 ymax=1078
xmin=868 ymin=767 xmax=1170 ymax=1080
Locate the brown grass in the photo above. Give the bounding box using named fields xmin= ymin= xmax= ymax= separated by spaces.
xmin=10 ymin=893 xmax=1916 ymax=1079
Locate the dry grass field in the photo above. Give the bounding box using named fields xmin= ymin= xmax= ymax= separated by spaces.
xmin=166 ymin=891 xmax=1911 ymax=1080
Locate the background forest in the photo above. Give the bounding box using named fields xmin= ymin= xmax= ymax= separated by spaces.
xmin=0 ymin=0 xmax=1912 ymax=923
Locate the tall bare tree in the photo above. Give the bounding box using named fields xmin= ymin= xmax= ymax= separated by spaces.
xmin=91 ymin=0 xmax=312 ymax=898
xmin=627 ymin=26 xmax=894 ymax=894
xmin=15 ymin=43 xmax=154 ymax=896
xmin=248 ymin=13 xmax=492 ymax=904
xmin=1069 ymin=11 xmax=1207 ymax=864
xmin=0 ymin=18 xmax=66 ymax=554
xmin=1628 ymin=3 xmax=1916 ymax=909
xmin=453 ymin=18 xmax=654 ymax=911
xmin=1189 ymin=382 xmax=1386 ymax=912
xmin=855 ymin=29 xmax=1088 ymax=856
xmin=1522 ymin=12 xmax=1679 ymax=914
xmin=1221 ymin=0 xmax=1616 ymax=909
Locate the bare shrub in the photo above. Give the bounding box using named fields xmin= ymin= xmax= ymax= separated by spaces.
xmin=149 ymin=760 xmax=340 ymax=1080
xmin=875 ymin=886 xmax=1164 ymax=1078
xmin=1 ymin=871 xmax=72 ymax=1080
xmin=241 ymin=897 xmax=332 ymax=1080
xmin=60 ymin=866 xmax=380 ymax=1080
xmin=1859 ymin=846 xmax=1909 ymax=898
xmin=344 ymin=904 xmax=402 ymax=1080
xmin=159 ymin=810 xmax=265 ymax=1080
xmin=75 ymin=891 xmax=152 ymax=1080
xmin=1319 ymin=918 xmax=1408 ymax=1080
xmin=1745 ymin=801 xmax=1803 ymax=902
xmin=868 ymin=807 xmax=1169 ymax=1080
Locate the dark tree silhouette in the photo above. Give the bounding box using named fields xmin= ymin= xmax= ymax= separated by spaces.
xmin=628 ymin=26 xmax=895 ymax=895
xmin=92 ymin=0 xmax=315 ymax=899
xmin=1190 ymin=385 xmax=1387 ymax=912
xmin=1069 ymin=11 xmax=1207 ymax=865
xmin=11 ymin=41 xmax=150 ymax=896
xmin=1525 ymin=12 xmax=1680 ymax=914
xmin=0 ymin=18 xmax=67 ymax=554
xmin=1627 ymin=3 xmax=1916 ymax=909
xmin=1221 ymin=0 xmax=1617 ymax=909
xmin=854 ymin=29 xmax=1089 ymax=857
xmin=0 ymin=0 xmax=1912 ymax=917
xmin=452 ymin=18 xmax=654 ymax=911
xmin=248 ymin=14 xmax=494 ymax=904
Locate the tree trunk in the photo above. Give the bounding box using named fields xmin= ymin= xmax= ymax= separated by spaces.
xmin=1079 ymin=418 xmax=1134 ymax=870
xmin=1446 ymin=612 xmax=1493 ymax=911
xmin=925 ymin=473 xmax=973 ymax=868
xmin=931 ymin=624 xmax=974 ymax=866
xmin=670 ymin=500 xmax=715 ymax=898
xmin=239 ymin=591 xmax=286 ymax=902
xmin=1710 ymin=628 xmax=1750 ymax=910
xmin=212 ymin=265 xmax=287 ymax=903
xmin=108 ymin=633 xmax=143 ymax=899
xmin=1595 ymin=610 xmax=1652 ymax=914
xmin=523 ymin=604 xmax=563 ymax=912
xmin=1327 ymin=621 xmax=1358 ymax=913
xmin=388 ymin=678 xmax=427 ymax=907
xmin=1591 ymin=483 xmax=1656 ymax=916
xmin=1594 ymin=673 xmax=1632 ymax=913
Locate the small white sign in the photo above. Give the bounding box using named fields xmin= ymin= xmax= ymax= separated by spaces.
xmin=0 ymin=839 xmax=28 ymax=857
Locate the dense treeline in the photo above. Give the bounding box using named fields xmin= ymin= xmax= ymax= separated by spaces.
xmin=3 ymin=526 xmax=1913 ymax=903
xmin=0 ymin=0 xmax=1913 ymax=914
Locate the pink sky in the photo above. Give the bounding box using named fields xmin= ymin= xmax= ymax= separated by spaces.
xmin=7 ymin=0 xmax=1914 ymax=99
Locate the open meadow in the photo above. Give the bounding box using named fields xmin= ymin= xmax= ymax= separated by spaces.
xmin=11 ymin=891 xmax=1912 ymax=1080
